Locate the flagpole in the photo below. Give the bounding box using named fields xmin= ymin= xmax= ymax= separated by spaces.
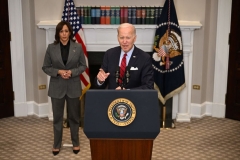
xmin=162 ymin=0 xmax=170 ymax=128
xmin=162 ymin=105 xmax=166 ymax=128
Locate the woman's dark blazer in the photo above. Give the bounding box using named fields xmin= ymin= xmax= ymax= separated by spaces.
xmin=42 ymin=40 xmax=86 ymax=98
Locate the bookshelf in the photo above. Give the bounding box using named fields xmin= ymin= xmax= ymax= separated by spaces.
xmin=76 ymin=6 xmax=163 ymax=25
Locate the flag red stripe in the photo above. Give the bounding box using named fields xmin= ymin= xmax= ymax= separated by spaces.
xmin=75 ymin=33 xmax=87 ymax=57
xmin=75 ymin=32 xmax=90 ymax=85
xmin=85 ymin=67 xmax=89 ymax=75
xmin=80 ymin=74 xmax=89 ymax=86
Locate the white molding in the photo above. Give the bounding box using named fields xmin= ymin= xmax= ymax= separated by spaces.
xmin=212 ymin=0 xmax=232 ymax=118
xmin=37 ymin=21 xmax=201 ymax=52
xmin=205 ymin=102 xmax=213 ymax=116
xmin=176 ymin=113 xmax=191 ymax=122
xmin=14 ymin=102 xmax=28 ymax=117
xmin=37 ymin=20 xmax=202 ymax=28
xmin=191 ymin=102 xmax=212 ymax=118
xmin=17 ymin=101 xmax=224 ymax=120
xmin=27 ymin=101 xmax=49 ymax=118
xmin=191 ymin=103 xmax=204 ymax=118
xmin=17 ymin=100 xmax=224 ymax=119
xmin=190 ymin=101 xmax=225 ymax=118
xmin=212 ymin=103 xmax=226 ymax=118
xmin=8 ymin=0 xmax=27 ymax=116
xmin=14 ymin=101 xmax=49 ymax=118
xmin=172 ymin=94 xmax=179 ymax=119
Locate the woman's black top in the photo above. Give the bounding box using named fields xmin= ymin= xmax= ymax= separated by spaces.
xmin=60 ymin=40 xmax=70 ymax=65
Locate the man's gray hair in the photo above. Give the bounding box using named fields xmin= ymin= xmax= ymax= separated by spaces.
xmin=117 ymin=23 xmax=136 ymax=35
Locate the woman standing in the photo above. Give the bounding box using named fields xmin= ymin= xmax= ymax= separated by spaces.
xmin=42 ymin=21 xmax=86 ymax=156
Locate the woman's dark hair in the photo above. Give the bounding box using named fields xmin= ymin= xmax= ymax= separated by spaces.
xmin=54 ymin=21 xmax=75 ymax=44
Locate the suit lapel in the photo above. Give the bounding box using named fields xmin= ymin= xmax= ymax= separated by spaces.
xmin=128 ymin=47 xmax=138 ymax=67
xmin=66 ymin=41 xmax=76 ymax=66
xmin=54 ymin=43 xmax=65 ymax=67
xmin=113 ymin=47 xmax=121 ymax=68
xmin=114 ymin=47 xmax=122 ymax=68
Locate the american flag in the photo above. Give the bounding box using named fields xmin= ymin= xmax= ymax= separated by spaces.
xmin=158 ymin=45 xmax=168 ymax=57
xmin=61 ymin=0 xmax=90 ymax=98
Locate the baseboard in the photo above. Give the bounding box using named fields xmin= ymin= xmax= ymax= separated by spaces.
xmin=212 ymin=103 xmax=226 ymax=118
xmin=14 ymin=101 xmax=49 ymax=117
xmin=190 ymin=101 xmax=225 ymax=118
xmin=14 ymin=102 xmax=28 ymax=117
xmin=14 ymin=101 xmax=225 ymax=120
xmin=176 ymin=113 xmax=191 ymax=122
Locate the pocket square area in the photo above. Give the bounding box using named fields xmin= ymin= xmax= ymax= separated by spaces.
xmin=130 ymin=67 xmax=138 ymax=70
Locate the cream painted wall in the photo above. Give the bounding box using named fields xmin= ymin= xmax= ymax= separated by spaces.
xmin=202 ymin=0 xmax=218 ymax=102
xmin=34 ymin=0 xmax=206 ymax=21
xmin=22 ymin=0 xmax=34 ymax=101
xmin=24 ymin=0 xmax=216 ymax=104
xmin=22 ymin=0 xmax=40 ymax=102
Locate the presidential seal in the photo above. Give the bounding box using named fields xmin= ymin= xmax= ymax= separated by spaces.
xmin=108 ymin=98 xmax=136 ymax=126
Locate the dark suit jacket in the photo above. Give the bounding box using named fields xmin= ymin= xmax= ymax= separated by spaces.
xmin=94 ymin=46 xmax=154 ymax=89
xmin=42 ymin=40 xmax=86 ymax=98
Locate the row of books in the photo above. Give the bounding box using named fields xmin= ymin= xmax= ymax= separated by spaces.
xmin=76 ymin=6 xmax=163 ymax=25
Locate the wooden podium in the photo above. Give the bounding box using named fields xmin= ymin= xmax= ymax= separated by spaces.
xmin=84 ymin=90 xmax=160 ymax=160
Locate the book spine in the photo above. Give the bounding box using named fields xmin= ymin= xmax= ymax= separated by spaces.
xmin=128 ymin=6 xmax=132 ymax=24
xmin=120 ymin=6 xmax=124 ymax=24
xmin=80 ymin=6 xmax=84 ymax=24
xmin=105 ymin=6 xmax=110 ymax=24
xmin=91 ymin=6 xmax=96 ymax=24
xmin=84 ymin=6 xmax=88 ymax=24
xmin=154 ymin=6 xmax=158 ymax=24
xmin=150 ymin=6 xmax=158 ymax=24
xmin=100 ymin=6 xmax=106 ymax=24
xmin=115 ymin=6 xmax=120 ymax=24
xmin=96 ymin=6 xmax=101 ymax=24
xmin=141 ymin=6 xmax=146 ymax=24
xmin=76 ymin=7 xmax=81 ymax=17
xmin=136 ymin=6 xmax=142 ymax=24
xmin=110 ymin=6 xmax=116 ymax=24
xmin=123 ymin=6 xmax=128 ymax=23
xmin=159 ymin=6 xmax=163 ymax=19
xmin=146 ymin=6 xmax=150 ymax=24
xmin=131 ymin=6 xmax=136 ymax=24
xmin=87 ymin=6 xmax=91 ymax=24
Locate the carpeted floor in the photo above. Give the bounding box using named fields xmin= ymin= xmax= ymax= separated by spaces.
xmin=0 ymin=116 xmax=239 ymax=160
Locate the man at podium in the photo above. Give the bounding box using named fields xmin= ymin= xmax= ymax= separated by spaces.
xmin=94 ymin=23 xmax=154 ymax=90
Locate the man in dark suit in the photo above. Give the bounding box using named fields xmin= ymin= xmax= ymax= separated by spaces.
xmin=95 ymin=23 xmax=154 ymax=89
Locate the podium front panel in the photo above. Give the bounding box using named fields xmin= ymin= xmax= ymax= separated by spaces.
xmin=84 ymin=90 xmax=160 ymax=139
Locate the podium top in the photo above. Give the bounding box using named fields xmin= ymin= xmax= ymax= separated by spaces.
xmin=84 ymin=90 xmax=160 ymax=139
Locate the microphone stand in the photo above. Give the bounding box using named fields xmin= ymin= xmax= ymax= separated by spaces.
xmin=121 ymin=68 xmax=130 ymax=90
xmin=120 ymin=77 xmax=124 ymax=90
xmin=116 ymin=67 xmax=130 ymax=90
xmin=115 ymin=69 xmax=120 ymax=86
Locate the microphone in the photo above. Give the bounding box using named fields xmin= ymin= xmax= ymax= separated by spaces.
xmin=125 ymin=66 xmax=130 ymax=84
xmin=115 ymin=67 xmax=120 ymax=84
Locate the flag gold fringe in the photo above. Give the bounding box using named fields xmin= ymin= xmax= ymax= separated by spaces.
xmin=154 ymin=82 xmax=186 ymax=104
xmin=80 ymin=83 xmax=91 ymax=100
